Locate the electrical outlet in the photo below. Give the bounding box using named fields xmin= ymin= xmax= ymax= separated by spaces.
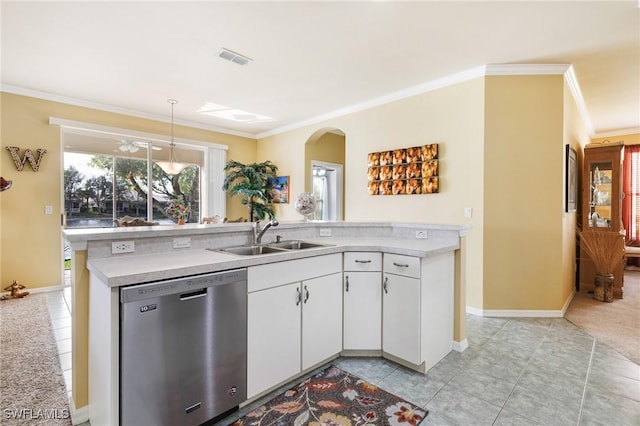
xmin=173 ymin=237 xmax=191 ymax=249
xmin=319 ymin=228 xmax=332 ymax=237
xmin=112 ymin=241 xmax=135 ymax=254
xmin=415 ymin=230 xmax=428 ymax=239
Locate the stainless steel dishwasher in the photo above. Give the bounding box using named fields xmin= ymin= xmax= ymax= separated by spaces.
xmin=120 ymin=268 xmax=247 ymax=426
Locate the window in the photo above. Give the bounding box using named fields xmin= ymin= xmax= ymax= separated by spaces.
xmin=623 ymin=145 xmax=640 ymax=242
xmin=55 ymin=119 xmax=226 ymax=228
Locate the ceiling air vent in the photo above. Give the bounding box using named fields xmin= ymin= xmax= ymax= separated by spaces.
xmin=218 ymin=48 xmax=252 ymax=66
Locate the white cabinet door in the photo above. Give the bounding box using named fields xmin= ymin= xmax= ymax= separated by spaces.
xmin=301 ymin=273 xmax=343 ymax=370
xmin=247 ymin=282 xmax=301 ymax=398
xmin=343 ymin=271 xmax=382 ymax=350
xmin=382 ymin=272 xmax=421 ymax=365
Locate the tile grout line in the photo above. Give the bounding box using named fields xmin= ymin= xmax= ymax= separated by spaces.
xmin=424 ymin=318 xmax=514 ymax=421
xmin=491 ymin=320 xmax=551 ymax=426
xmin=576 ymin=337 xmax=597 ymax=426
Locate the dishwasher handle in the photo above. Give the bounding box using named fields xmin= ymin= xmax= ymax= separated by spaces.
xmin=179 ymin=288 xmax=208 ymax=301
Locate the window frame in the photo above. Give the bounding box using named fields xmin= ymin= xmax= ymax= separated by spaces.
xmin=52 ymin=117 xmax=227 ymax=225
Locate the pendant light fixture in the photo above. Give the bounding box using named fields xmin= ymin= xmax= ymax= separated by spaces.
xmin=156 ymin=99 xmax=188 ymax=175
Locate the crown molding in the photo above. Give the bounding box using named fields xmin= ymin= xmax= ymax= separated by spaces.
xmin=564 ymin=66 xmax=595 ymax=136
xmin=1 ymin=84 xmax=256 ymax=139
xmin=4 ymin=62 xmax=597 ymax=140
xmin=485 ymin=63 xmax=570 ymax=75
xmin=260 ymin=64 xmax=577 ymax=138
xmin=257 ymin=66 xmax=487 ymax=138
xmin=592 ymin=127 xmax=640 ymax=138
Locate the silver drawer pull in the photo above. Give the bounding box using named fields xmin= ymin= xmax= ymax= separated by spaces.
xmin=355 ymin=259 xmax=372 ymax=264
xmin=304 ymin=285 xmax=310 ymax=303
xmin=383 ymin=276 xmax=389 ymax=294
xmin=345 ymin=275 xmax=349 ymax=292
xmin=296 ymin=287 xmax=302 ymax=306
xmin=392 ymin=262 xmax=410 ymax=268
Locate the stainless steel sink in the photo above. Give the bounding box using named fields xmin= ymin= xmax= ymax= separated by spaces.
xmin=268 ymin=240 xmax=327 ymax=250
xmin=218 ymin=245 xmax=287 ymax=256
xmin=213 ymin=240 xmax=330 ymax=256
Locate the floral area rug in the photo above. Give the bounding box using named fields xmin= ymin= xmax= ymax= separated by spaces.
xmin=230 ymin=364 xmax=427 ymax=426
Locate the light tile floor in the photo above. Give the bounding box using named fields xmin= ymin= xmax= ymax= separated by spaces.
xmin=45 ymin=286 xmax=73 ymax=402
xmin=46 ymin=286 xmax=92 ymax=426
xmin=220 ymin=316 xmax=640 ymax=425
xmin=45 ymin=288 xmax=639 ymax=426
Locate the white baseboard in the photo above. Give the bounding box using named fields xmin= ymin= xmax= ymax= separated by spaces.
xmin=466 ymin=306 xmax=484 ymax=316
xmin=19 ymin=284 xmax=69 ymax=294
xmin=452 ymin=339 xmax=468 ymax=352
xmin=466 ymin=303 xmax=571 ymax=318
xmin=70 ymin=398 xmax=89 ymax=425
xmin=561 ymin=289 xmax=576 ymax=315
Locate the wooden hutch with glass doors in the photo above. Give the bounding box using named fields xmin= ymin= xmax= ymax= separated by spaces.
xmin=579 ymin=141 xmax=624 ymax=298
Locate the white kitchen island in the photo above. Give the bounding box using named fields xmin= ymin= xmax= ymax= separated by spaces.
xmin=64 ymin=221 xmax=469 ymax=426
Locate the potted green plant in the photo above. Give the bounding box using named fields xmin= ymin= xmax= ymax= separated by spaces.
xmin=579 ymin=230 xmax=625 ymax=302
xmin=222 ymin=160 xmax=278 ymax=222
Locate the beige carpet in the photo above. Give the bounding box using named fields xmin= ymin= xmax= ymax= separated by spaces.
xmin=0 ymin=294 xmax=72 ymax=425
xmin=565 ymin=270 xmax=640 ymax=365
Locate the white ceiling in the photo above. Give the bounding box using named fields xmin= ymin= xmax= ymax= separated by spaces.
xmin=2 ymin=1 xmax=639 ymax=138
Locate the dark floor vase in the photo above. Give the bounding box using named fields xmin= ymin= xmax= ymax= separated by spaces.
xmin=593 ymin=272 xmax=614 ymax=302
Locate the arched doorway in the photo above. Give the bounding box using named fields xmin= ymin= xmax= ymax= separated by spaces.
xmin=304 ymin=128 xmax=345 ymax=221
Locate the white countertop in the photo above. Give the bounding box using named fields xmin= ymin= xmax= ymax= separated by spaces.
xmin=88 ymin=238 xmax=458 ymax=287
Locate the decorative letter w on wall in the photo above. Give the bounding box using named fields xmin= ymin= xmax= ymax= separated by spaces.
xmin=6 ymin=147 xmax=47 ymax=172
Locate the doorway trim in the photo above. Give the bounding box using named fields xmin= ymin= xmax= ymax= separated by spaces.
xmin=311 ymin=160 xmax=343 ymax=221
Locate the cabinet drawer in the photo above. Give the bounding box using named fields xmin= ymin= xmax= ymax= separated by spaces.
xmin=344 ymin=252 xmax=382 ymax=271
xmin=383 ymin=253 xmax=420 ymax=279
xmin=248 ymin=253 xmax=342 ymax=292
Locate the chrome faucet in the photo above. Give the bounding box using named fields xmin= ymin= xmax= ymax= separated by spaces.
xmin=253 ymin=219 xmax=279 ymax=244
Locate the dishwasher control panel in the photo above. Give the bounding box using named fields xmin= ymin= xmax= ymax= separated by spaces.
xmin=121 ymin=268 xmax=247 ymax=303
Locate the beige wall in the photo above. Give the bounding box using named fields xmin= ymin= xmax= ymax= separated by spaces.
xmin=563 ymin=79 xmax=592 ymax=306
xmin=0 ymin=92 xmax=257 ymax=288
xmin=483 ymin=75 xmax=566 ymax=310
xmin=259 ymin=78 xmax=486 ymax=313
xmin=260 ymin=75 xmax=590 ymax=313
xmin=261 ymin=78 xmax=486 ymax=225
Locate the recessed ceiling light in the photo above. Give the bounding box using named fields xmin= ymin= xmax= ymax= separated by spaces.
xmin=197 ymin=102 xmax=273 ymax=123
xmin=218 ymin=48 xmax=252 ymax=66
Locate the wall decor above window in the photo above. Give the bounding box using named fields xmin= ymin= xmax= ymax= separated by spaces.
xmin=367 ymin=144 xmax=439 ymax=195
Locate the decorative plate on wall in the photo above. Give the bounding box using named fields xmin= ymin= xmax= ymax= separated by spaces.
xmin=367 ymin=144 xmax=439 ymax=195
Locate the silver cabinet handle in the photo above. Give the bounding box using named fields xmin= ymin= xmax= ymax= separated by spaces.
xmin=393 ymin=262 xmax=409 ymax=268
xmin=383 ymin=276 xmax=389 ymax=294
xmin=355 ymin=259 xmax=372 ymax=264
xmin=296 ymin=287 xmax=302 ymax=306
xmin=345 ymin=275 xmax=349 ymax=292
xmin=304 ymin=285 xmax=310 ymax=303
xmin=179 ymin=288 xmax=207 ymax=301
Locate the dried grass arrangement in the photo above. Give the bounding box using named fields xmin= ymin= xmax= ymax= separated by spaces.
xmin=579 ymin=230 xmax=625 ymax=273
